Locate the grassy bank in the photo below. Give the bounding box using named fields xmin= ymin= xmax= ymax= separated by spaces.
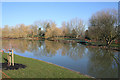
xmin=46 ymin=38 xmax=120 ymax=51
xmin=2 ymin=53 xmax=91 ymax=78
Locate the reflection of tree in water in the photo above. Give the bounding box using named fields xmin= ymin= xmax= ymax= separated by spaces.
xmin=2 ymin=39 xmax=29 ymax=53
xmin=87 ymin=48 xmax=118 ymax=78
xmin=2 ymin=39 xmax=42 ymax=53
xmin=61 ymin=43 xmax=70 ymax=56
xmin=32 ymin=40 xmax=59 ymax=57
xmin=32 ymin=41 xmax=87 ymax=59
xmin=27 ymin=40 xmax=39 ymax=52
xmin=45 ymin=40 xmax=63 ymax=55
xmin=2 ymin=40 xmax=86 ymax=60
xmin=44 ymin=41 xmax=86 ymax=60
xmin=45 ymin=41 xmax=86 ymax=60
xmin=66 ymin=43 xmax=86 ymax=60
xmin=44 ymin=41 xmax=71 ymax=57
xmin=71 ymin=43 xmax=77 ymax=48
xmin=30 ymin=40 xmax=62 ymax=57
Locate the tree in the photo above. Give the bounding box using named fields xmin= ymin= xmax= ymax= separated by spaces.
xmin=85 ymin=30 xmax=90 ymax=40
xmin=61 ymin=21 xmax=69 ymax=37
xmin=2 ymin=25 xmax=10 ymax=38
xmin=71 ymin=28 xmax=77 ymax=38
xmin=46 ymin=23 xmax=50 ymax=31
xmin=70 ymin=18 xmax=85 ymax=38
xmin=30 ymin=25 xmax=38 ymax=37
xmin=45 ymin=22 xmax=56 ymax=38
xmin=89 ymin=9 xmax=119 ymax=46
xmin=34 ymin=20 xmax=53 ymax=32
xmin=38 ymin=28 xmax=45 ymax=37
xmin=61 ymin=18 xmax=85 ymax=38
xmin=45 ymin=22 xmax=63 ymax=38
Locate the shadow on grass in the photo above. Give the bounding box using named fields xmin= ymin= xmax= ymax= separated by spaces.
xmin=0 ymin=58 xmax=27 ymax=70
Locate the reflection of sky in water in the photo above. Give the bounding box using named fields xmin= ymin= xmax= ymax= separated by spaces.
xmin=14 ymin=48 xmax=89 ymax=75
xmin=2 ymin=40 xmax=119 ymax=78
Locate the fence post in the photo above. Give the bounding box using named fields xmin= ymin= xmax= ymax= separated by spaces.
xmin=7 ymin=53 xmax=9 ymax=66
xmin=9 ymin=51 xmax=11 ymax=66
xmin=12 ymin=49 xmax=14 ymax=66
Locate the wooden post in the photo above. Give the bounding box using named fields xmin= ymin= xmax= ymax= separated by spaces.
xmin=9 ymin=52 xmax=11 ymax=66
xmin=12 ymin=49 xmax=14 ymax=66
xmin=7 ymin=54 xmax=9 ymax=66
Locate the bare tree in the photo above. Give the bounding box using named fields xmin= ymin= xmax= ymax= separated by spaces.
xmin=61 ymin=18 xmax=85 ymax=38
xmin=2 ymin=25 xmax=10 ymax=38
xmin=68 ymin=18 xmax=85 ymax=38
xmin=61 ymin=21 xmax=69 ymax=37
xmin=45 ymin=22 xmax=62 ymax=38
xmin=71 ymin=28 xmax=77 ymax=38
xmin=89 ymin=9 xmax=119 ymax=46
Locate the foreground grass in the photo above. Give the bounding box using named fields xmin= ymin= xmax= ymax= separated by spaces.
xmin=2 ymin=53 xmax=90 ymax=78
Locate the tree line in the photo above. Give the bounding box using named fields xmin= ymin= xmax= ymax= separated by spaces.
xmin=1 ymin=18 xmax=85 ymax=39
xmin=1 ymin=9 xmax=119 ymax=46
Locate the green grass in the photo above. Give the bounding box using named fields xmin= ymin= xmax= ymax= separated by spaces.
xmin=2 ymin=53 xmax=91 ymax=78
xmin=89 ymin=42 xmax=120 ymax=47
xmin=110 ymin=43 xmax=120 ymax=47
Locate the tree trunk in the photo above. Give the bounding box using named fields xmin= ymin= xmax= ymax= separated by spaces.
xmin=106 ymin=40 xmax=113 ymax=46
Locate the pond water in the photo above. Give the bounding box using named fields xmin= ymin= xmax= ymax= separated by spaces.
xmin=1 ymin=39 xmax=119 ymax=78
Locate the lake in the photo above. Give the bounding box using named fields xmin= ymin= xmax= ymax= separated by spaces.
xmin=1 ymin=39 xmax=119 ymax=78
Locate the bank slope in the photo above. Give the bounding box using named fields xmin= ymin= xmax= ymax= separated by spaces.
xmin=2 ymin=53 xmax=92 ymax=78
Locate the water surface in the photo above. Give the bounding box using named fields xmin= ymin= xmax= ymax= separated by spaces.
xmin=2 ymin=39 xmax=119 ymax=78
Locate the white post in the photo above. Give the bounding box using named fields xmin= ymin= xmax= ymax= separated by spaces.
xmin=12 ymin=49 xmax=14 ymax=66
